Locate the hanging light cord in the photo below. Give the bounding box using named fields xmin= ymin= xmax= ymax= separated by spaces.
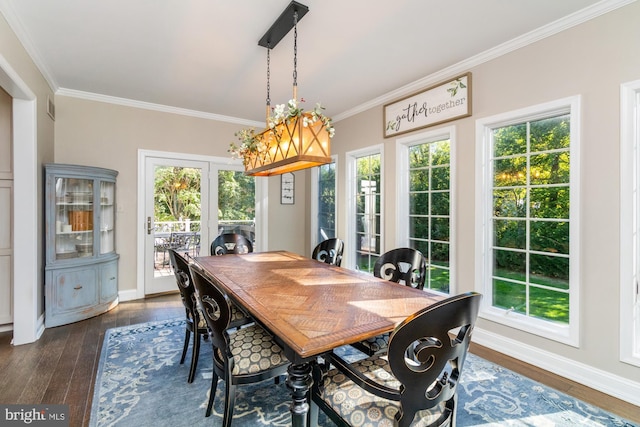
xmin=293 ymin=11 xmax=298 ymax=93
xmin=266 ymin=44 xmax=271 ymax=108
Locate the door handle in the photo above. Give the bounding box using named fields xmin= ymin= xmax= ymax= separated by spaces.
xmin=147 ymin=217 xmax=152 ymax=235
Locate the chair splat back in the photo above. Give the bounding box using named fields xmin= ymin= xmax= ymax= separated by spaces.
xmin=388 ymin=292 xmax=482 ymax=425
xmin=312 ymin=238 xmax=344 ymax=266
xmin=167 ymin=249 xmax=209 ymax=383
xmin=189 ymin=264 xmax=232 ymax=352
xmin=374 ymin=247 xmax=427 ymax=289
xmin=210 ymin=233 xmax=253 ymax=256
xmin=168 ymin=249 xmax=197 ymax=313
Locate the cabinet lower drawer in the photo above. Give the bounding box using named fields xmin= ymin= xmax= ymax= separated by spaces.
xmin=100 ymin=261 xmax=118 ymax=302
xmin=51 ymin=267 xmax=99 ymax=311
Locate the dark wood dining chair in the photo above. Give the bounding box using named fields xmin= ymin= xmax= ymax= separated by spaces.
xmin=312 ymin=238 xmax=344 ymax=266
xmin=311 ymin=292 xmax=482 ymax=427
xmin=374 ymin=247 xmax=427 ymax=289
xmin=208 ymin=233 xmax=254 ymax=328
xmin=167 ymin=249 xmax=209 ymax=383
xmin=210 ymin=233 xmax=253 ymax=255
xmin=352 ymin=247 xmax=428 ymax=356
xmin=189 ymin=263 xmax=290 ymax=426
xmin=168 ymin=249 xmax=252 ymax=383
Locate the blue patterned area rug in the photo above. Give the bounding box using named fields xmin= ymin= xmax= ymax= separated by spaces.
xmin=89 ymin=318 xmax=636 ymax=427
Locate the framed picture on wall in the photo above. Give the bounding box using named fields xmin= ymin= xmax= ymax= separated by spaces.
xmin=281 ymin=172 xmax=295 ymax=205
xmin=383 ymin=72 xmax=471 ymax=138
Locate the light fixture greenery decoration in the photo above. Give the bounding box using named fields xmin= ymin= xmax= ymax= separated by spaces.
xmin=228 ymin=1 xmax=334 ymax=177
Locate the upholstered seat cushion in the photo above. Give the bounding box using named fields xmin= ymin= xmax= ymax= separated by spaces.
xmin=318 ymin=355 xmax=444 ymax=427
xmin=224 ymin=324 xmax=288 ymax=375
xmin=230 ymin=304 xmax=250 ymax=324
xmin=194 ymin=304 xmax=245 ymax=330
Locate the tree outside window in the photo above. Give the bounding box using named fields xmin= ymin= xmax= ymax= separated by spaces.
xmin=217 ymin=170 xmax=255 ymax=242
xmin=408 ymin=138 xmax=451 ymax=293
xmin=154 ymin=167 xmax=201 ymax=231
xmin=154 ymin=167 xmax=255 ymax=242
xmin=491 ymin=114 xmax=571 ymax=324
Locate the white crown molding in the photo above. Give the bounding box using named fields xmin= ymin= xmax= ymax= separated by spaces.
xmin=333 ymin=0 xmax=637 ymax=122
xmin=56 ymin=88 xmax=265 ymax=127
xmin=473 ymin=327 xmax=640 ymax=408
xmin=0 ymin=0 xmax=58 ymax=92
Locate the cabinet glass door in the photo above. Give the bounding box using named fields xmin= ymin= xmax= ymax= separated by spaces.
xmin=100 ymin=181 xmax=115 ymax=254
xmin=54 ymin=177 xmax=94 ymax=260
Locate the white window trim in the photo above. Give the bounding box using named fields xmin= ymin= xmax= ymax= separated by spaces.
xmin=396 ymin=126 xmax=457 ymax=295
xmin=620 ymin=79 xmax=640 ymax=367
xmin=475 ymin=96 xmax=581 ymax=347
xmin=310 ymin=155 xmax=338 ymax=251
xmin=345 ymin=145 xmax=384 ymax=271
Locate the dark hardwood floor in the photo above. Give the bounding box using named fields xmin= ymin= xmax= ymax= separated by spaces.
xmin=0 ymin=294 xmax=184 ymax=426
xmin=0 ymin=293 xmax=638 ymax=426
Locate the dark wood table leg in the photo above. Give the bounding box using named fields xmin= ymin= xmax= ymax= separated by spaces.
xmin=286 ymin=362 xmax=313 ymax=427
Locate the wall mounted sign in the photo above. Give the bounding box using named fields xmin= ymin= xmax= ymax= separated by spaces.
xmin=384 ymin=72 xmax=471 ymax=138
xmin=280 ymin=172 xmax=295 ymax=205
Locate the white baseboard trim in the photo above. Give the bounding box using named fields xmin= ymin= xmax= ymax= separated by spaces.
xmin=12 ymin=314 xmax=45 ymax=345
xmin=118 ymin=289 xmax=139 ymax=302
xmin=473 ymin=327 xmax=640 ymax=408
xmin=35 ymin=314 xmax=45 ymax=341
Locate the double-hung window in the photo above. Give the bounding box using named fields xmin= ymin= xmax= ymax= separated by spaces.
xmin=398 ymin=127 xmax=455 ymax=293
xmin=347 ymin=147 xmax=382 ymax=272
xmin=476 ymin=96 xmax=580 ymax=345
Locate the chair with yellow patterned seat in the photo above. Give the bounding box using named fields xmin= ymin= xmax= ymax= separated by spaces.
xmin=189 ymin=262 xmax=291 ymax=426
xmin=351 ymin=247 xmax=427 ymax=356
xmin=168 ymin=249 xmax=251 ymax=383
xmin=311 ymin=292 xmax=482 ymax=427
xmin=167 ymin=249 xmax=209 ymax=383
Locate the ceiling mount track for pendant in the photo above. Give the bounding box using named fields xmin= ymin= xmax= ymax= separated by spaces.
xmin=258 ymin=1 xmax=309 ymax=49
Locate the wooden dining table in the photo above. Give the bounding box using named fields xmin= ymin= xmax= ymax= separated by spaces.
xmin=194 ymin=250 xmax=444 ymax=427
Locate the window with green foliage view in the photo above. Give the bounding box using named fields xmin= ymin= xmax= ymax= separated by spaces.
xmin=217 ymin=169 xmax=255 ymax=242
xmin=317 ymin=162 xmax=336 ymax=242
xmin=217 ymin=170 xmax=255 ymax=222
xmin=491 ymin=114 xmax=571 ymax=324
xmin=408 ymin=139 xmax=451 ymax=293
xmin=152 ymin=166 xmax=255 ymax=242
xmin=355 ymin=153 xmax=381 ymax=273
xmin=154 ymin=167 xmax=202 ymax=229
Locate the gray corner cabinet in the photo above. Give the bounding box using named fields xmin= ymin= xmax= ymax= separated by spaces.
xmin=44 ymin=163 xmax=119 ymax=327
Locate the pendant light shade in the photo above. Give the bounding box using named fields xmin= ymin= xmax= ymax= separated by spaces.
xmin=244 ymin=111 xmax=331 ymax=176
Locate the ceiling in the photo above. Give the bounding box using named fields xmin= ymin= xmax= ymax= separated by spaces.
xmin=0 ymin=0 xmax=619 ymax=125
